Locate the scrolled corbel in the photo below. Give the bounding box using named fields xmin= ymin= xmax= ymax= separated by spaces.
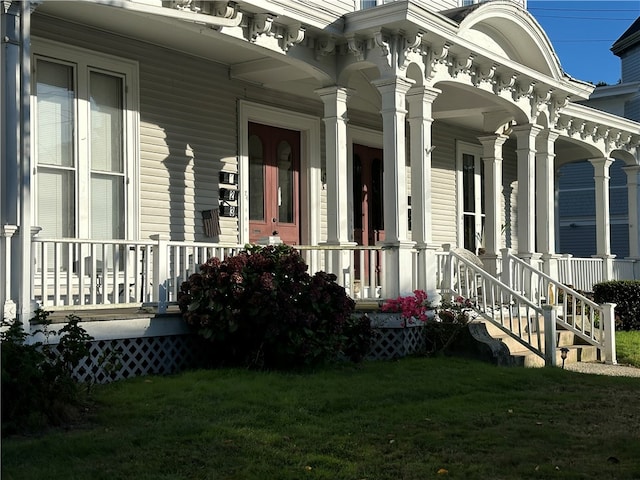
xmin=250 ymin=13 xmax=275 ymax=42
xmin=492 ymin=72 xmax=516 ymax=94
xmin=283 ymin=24 xmax=306 ymax=51
xmin=346 ymin=33 xmax=366 ymax=61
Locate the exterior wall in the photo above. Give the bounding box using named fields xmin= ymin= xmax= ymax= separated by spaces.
xmin=298 ymin=0 xmax=356 ymax=14
xmin=620 ymin=46 xmax=640 ymax=83
xmin=557 ymin=160 xmax=629 ymax=258
xmin=430 ymin=123 xmax=458 ymax=246
xmin=31 ymin=15 xmax=325 ymax=246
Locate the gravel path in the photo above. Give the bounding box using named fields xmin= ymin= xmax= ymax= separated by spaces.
xmin=564 ymin=362 xmax=640 ymax=377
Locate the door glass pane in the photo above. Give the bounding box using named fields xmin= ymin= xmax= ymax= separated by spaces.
xmin=462 ymin=153 xmax=475 ymax=213
xmin=277 ymin=141 xmax=294 ymax=223
xmin=249 ymin=134 xmax=264 ymax=221
xmin=91 ymin=173 xmax=124 ymax=239
xmin=90 ymin=71 xmax=123 ymax=173
xmin=36 ymin=60 xmax=74 ymax=168
xmin=463 ymin=215 xmax=475 ymax=252
xmin=372 ymin=157 xmax=384 ymax=230
xmin=353 ymin=155 xmax=362 ymax=230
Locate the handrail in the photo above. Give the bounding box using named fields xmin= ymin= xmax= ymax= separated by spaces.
xmin=447 ymin=250 xmax=546 ymax=361
xmin=502 ymin=250 xmax=616 ymax=363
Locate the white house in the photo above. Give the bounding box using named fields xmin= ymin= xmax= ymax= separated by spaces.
xmin=2 ymin=0 xmax=639 ymax=377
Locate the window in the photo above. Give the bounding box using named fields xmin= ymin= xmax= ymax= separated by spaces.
xmin=32 ymin=39 xmax=138 ymax=241
xmin=457 ymin=143 xmax=485 ymax=254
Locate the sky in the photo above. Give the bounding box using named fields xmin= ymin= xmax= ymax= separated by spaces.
xmin=528 ymin=0 xmax=640 ymax=85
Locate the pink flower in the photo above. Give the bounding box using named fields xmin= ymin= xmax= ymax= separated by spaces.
xmin=381 ymin=290 xmax=432 ymax=322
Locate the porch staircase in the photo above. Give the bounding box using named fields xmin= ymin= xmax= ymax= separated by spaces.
xmin=442 ymin=249 xmax=617 ymax=367
xmin=474 ymin=315 xmax=599 ymax=367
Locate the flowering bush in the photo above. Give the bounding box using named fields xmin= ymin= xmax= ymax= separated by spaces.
xmin=425 ymin=296 xmax=475 ymax=355
xmin=437 ymin=296 xmax=475 ymax=323
xmin=380 ymin=289 xmax=432 ymax=322
xmin=177 ymin=244 xmax=356 ymax=369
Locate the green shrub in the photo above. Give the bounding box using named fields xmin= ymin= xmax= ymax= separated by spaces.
xmin=592 ymin=280 xmax=640 ymax=331
xmin=178 ymin=244 xmax=356 ymax=369
xmin=341 ymin=314 xmax=376 ymax=363
xmin=425 ymin=296 xmax=473 ymax=355
xmin=1 ymin=309 xmax=94 ymax=434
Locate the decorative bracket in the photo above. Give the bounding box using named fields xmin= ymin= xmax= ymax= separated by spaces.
xmin=594 ymin=125 xmax=610 ymax=142
xmin=424 ymin=42 xmax=450 ymax=82
xmin=345 ymin=34 xmax=366 ymax=61
xmin=399 ymin=32 xmax=423 ymax=70
xmin=530 ymin=87 xmax=551 ymax=118
xmin=512 ymin=79 xmax=536 ymax=101
xmin=447 ymin=52 xmax=474 ymax=78
xmin=315 ymin=36 xmax=336 ymax=58
xmin=472 ymin=63 xmax=496 ymax=87
xmin=567 ymin=118 xmax=585 ymax=137
xmin=250 ymin=13 xmax=275 ymax=42
xmin=283 ymin=25 xmax=305 ymax=51
xmin=547 ymin=94 xmax=568 ymax=126
xmin=492 ymin=71 xmax=516 ymax=95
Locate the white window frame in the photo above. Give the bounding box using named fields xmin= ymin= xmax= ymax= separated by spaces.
xmin=456 ymin=140 xmax=484 ymax=252
xmin=31 ymin=38 xmax=139 ymax=240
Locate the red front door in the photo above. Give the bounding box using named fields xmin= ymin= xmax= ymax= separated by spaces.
xmin=353 ymin=144 xmax=385 ymax=246
xmin=248 ymin=122 xmax=301 ymax=245
xmin=353 ymin=144 xmax=384 ymax=280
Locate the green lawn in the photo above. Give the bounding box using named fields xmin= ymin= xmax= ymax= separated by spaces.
xmin=617 ymin=330 xmax=640 ymax=367
xmin=3 ymin=356 xmax=640 ymax=480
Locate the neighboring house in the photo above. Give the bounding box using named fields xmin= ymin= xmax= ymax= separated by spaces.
xmin=1 ymin=0 xmax=638 ymax=376
xmin=560 ymin=16 xmax=640 ymax=259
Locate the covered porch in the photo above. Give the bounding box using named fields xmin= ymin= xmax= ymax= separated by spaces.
xmin=2 ymin=0 xmax=640 ymax=340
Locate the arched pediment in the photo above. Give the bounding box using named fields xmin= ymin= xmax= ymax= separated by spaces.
xmin=456 ymin=2 xmax=564 ymax=80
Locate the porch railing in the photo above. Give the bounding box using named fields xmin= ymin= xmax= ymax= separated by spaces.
xmin=443 ymin=249 xmax=550 ymax=364
xmin=27 ymin=237 xmax=390 ymax=312
xmin=501 ymin=250 xmax=616 ymax=363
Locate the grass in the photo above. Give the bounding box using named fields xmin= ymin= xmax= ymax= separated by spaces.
xmin=3 ymin=356 xmax=640 ymax=480
xmin=616 ymin=330 xmax=640 ymax=367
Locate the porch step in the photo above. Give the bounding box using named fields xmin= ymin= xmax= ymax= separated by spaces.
xmin=474 ymin=319 xmax=600 ymax=368
xmin=508 ymin=344 xmax=600 ymax=368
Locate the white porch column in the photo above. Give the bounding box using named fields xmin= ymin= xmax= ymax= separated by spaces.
xmin=477 ymin=133 xmax=508 ymax=276
xmin=2 ymin=226 xmax=18 ymax=321
xmin=513 ymin=124 xmax=543 ymax=260
xmin=316 ymin=86 xmax=352 ymax=244
xmin=406 ymin=85 xmax=440 ymax=299
xmin=623 ymin=165 xmax=640 ymax=259
xmin=478 ymin=134 xmax=509 ymax=275
xmin=589 ymin=157 xmax=615 ymax=280
xmin=536 ymin=129 xmax=561 ymax=278
xmin=315 ymin=86 xmax=356 ymax=281
xmin=2 ymin=2 xmax=34 ymax=330
xmin=372 ymin=76 xmax=415 ymax=298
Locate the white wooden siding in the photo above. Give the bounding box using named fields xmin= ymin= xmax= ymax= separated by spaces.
xmin=431 ymin=123 xmax=459 ymax=247
xmin=297 ymin=0 xmax=355 ymax=14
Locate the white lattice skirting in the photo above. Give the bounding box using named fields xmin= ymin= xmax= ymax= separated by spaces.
xmin=61 ymin=326 xmax=424 ymax=384
xmin=69 ymin=335 xmax=200 ymax=384
xmin=368 ymin=325 xmax=426 ymax=360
